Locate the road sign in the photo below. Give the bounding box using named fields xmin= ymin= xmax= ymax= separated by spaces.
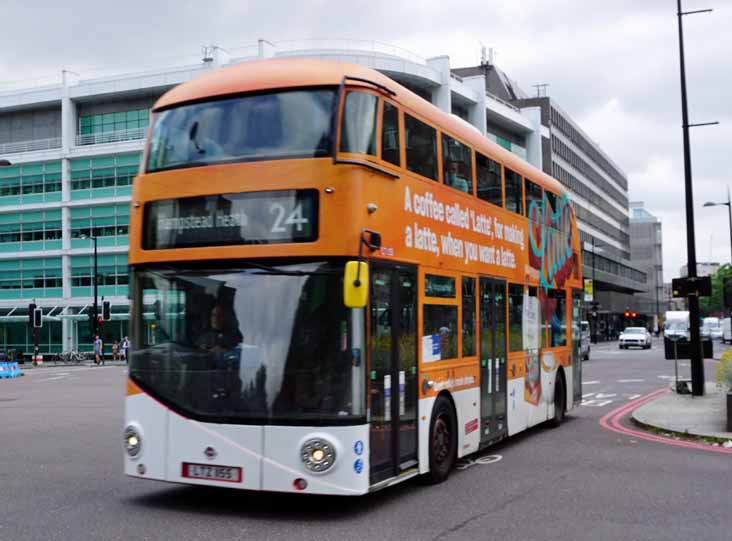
xmin=584 ymin=278 xmax=593 ymax=302
xmin=672 ymin=276 xmax=711 ymax=298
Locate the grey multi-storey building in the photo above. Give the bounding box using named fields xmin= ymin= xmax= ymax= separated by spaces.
xmin=629 ymin=202 xmax=663 ymax=327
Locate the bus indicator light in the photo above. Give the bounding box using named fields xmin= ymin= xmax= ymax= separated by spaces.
xmin=293 ymin=478 xmax=308 ymax=491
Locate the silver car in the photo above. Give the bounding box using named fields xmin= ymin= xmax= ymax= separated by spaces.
xmin=619 ymin=327 xmax=652 ymax=349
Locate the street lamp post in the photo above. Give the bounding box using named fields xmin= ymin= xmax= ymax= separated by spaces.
xmin=677 ymin=0 xmax=717 ymax=396
xmin=704 ymin=188 xmax=732 ymax=318
xmin=703 ymin=187 xmax=732 ymax=266
xmin=81 ymin=234 xmax=98 ymax=338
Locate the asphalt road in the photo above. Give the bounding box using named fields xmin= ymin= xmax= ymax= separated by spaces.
xmin=1 ymin=343 xmax=730 ymax=541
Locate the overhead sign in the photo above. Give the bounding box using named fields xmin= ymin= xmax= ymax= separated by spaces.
xmin=583 ymin=278 xmax=593 ymax=302
xmin=144 ymin=189 xmax=318 ymax=250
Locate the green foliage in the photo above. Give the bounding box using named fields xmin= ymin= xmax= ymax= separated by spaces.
xmin=716 ymin=348 xmax=732 ymax=392
xmin=699 ymin=264 xmax=732 ymax=316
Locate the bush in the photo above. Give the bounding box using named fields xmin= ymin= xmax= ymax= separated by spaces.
xmin=716 ymin=348 xmax=732 ymax=392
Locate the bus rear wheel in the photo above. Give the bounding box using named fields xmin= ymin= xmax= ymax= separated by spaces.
xmin=548 ymin=374 xmax=566 ymax=428
xmin=424 ymin=396 xmax=457 ymax=484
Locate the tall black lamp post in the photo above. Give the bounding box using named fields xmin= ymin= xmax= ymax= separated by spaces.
xmin=677 ymin=0 xmax=717 ymax=396
xmin=80 ymin=234 xmax=98 ymax=338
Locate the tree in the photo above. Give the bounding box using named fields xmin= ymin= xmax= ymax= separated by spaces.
xmin=699 ymin=264 xmax=732 ymax=316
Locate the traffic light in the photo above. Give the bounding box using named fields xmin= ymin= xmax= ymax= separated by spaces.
xmin=33 ymin=307 xmax=42 ymax=328
xmin=88 ymin=309 xmax=96 ymax=334
xmin=28 ymin=303 xmax=36 ymax=326
xmin=624 ymin=311 xmax=630 ymax=318
xmin=102 ymin=300 xmax=111 ymax=321
xmin=631 ymin=312 xmax=637 ymax=318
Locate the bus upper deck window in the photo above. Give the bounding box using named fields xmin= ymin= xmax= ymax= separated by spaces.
xmin=381 ymin=102 xmax=400 ymax=166
xmin=405 ymin=114 xmax=437 ymax=181
xmin=442 ymin=134 xmax=472 ymax=195
xmin=505 ymin=168 xmax=523 ymax=215
xmin=340 ymin=92 xmax=377 ymax=156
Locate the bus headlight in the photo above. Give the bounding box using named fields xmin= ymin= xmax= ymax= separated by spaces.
xmin=124 ymin=425 xmax=142 ymax=458
xmin=301 ymin=438 xmax=336 ymax=473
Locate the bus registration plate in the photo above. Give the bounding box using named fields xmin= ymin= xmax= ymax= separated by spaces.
xmin=181 ymin=462 xmax=242 ymax=483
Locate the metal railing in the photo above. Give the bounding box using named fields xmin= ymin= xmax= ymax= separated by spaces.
xmin=485 ymin=91 xmax=521 ymax=113
xmin=0 ymin=137 xmax=62 ymax=155
xmin=75 ymin=127 xmax=146 ymax=146
xmin=274 ymin=39 xmax=426 ymax=65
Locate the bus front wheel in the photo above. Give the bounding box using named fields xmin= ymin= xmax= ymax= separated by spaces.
xmin=424 ymin=396 xmax=457 ymax=484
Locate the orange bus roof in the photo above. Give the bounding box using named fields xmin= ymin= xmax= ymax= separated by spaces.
xmin=153 ymin=58 xmax=565 ymax=196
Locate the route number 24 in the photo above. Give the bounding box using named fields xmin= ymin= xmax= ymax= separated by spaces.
xmin=270 ymin=203 xmax=309 ymax=233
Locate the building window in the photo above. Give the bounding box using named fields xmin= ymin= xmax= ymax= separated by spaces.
xmin=405 ymin=114 xmax=437 ymax=180
xmin=476 ymin=152 xmax=503 ymax=207
xmin=71 ymin=254 xmax=128 ymax=293
xmin=79 ymin=108 xmax=149 ymax=136
xmin=0 ymin=210 xmax=62 ymax=247
xmin=70 ymin=154 xmax=139 ymax=197
xmin=0 ymin=258 xmax=63 ymax=297
xmin=0 ymin=161 xmax=62 ymax=202
xmin=70 ymin=205 xmax=130 ymax=241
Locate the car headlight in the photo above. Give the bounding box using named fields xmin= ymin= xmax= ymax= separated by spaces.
xmin=124 ymin=425 xmax=142 ymax=458
xmin=301 ymin=438 xmax=336 ymax=473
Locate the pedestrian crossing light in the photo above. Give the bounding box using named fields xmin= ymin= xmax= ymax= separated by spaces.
xmin=102 ymin=300 xmax=111 ymax=321
xmin=33 ymin=307 xmax=42 ymax=328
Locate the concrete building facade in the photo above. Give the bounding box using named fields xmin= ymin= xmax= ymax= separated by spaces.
xmin=629 ymin=202 xmax=663 ymax=326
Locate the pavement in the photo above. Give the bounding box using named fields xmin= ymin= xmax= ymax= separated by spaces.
xmin=632 ymin=381 xmax=732 ymax=440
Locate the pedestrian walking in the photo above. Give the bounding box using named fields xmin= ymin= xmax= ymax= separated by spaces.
xmin=112 ymin=340 xmax=119 ymax=361
xmin=121 ymin=336 xmax=130 ymax=363
xmin=94 ymin=334 xmax=104 ymax=366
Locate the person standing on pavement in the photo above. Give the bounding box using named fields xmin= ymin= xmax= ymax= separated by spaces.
xmin=121 ymin=336 xmax=130 ymax=363
xmin=94 ymin=334 xmax=104 ymax=366
xmin=112 ymin=340 xmax=119 ymax=361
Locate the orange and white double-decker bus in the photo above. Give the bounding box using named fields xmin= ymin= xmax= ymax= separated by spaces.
xmin=124 ymin=58 xmax=583 ymax=495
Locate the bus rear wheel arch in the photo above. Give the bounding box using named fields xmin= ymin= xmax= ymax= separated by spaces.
xmin=548 ymin=368 xmax=566 ymax=428
xmin=423 ymin=393 xmax=457 ymax=485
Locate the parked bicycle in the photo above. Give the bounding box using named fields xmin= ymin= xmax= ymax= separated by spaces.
xmin=53 ymin=350 xmax=87 ymax=364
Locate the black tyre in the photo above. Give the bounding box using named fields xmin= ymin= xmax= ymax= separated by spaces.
xmin=583 ymin=348 xmax=590 ymax=361
xmin=548 ymin=374 xmax=566 ymax=428
xmin=423 ymin=396 xmax=457 ymax=484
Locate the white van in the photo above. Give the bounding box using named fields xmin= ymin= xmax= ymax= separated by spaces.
xmin=664 ymin=311 xmax=689 ymax=341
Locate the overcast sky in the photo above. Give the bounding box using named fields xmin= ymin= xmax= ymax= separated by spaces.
xmin=1 ymin=0 xmax=729 ymax=281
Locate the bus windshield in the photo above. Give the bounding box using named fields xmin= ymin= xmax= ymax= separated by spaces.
xmin=129 ymin=261 xmax=365 ymax=424
xmin=146 ymin=88 xmax=337 ymax=172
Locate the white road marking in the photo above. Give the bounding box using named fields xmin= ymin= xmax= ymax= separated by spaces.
xmin=583 ymin=380 xmax=600 ymax=385
xmin=38 ymin=375 xmax=67 ymax=382
xmin=657 ymin=375 xmax=674 ymax=380
xmin=627 ymin=394 xmax=642 ymax=400
xmin=581 ymin=399 xmax=613 ymax=407
xmin=617 ymin=379 xmax=644 ymax=383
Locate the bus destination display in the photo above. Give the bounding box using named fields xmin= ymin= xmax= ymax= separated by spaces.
xmin=144 ymin=189 xmax=318 ymax=249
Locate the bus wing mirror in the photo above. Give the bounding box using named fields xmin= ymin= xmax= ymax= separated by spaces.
xmin=344 ymin=261 xmax=369 ymax=308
